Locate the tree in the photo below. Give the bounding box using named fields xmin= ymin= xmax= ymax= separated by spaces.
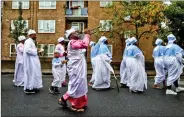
xmin=103 ymin=1 xmax=166 ymax=42
xmin=164 ymin=1 xmax=184 ymax=46
xmin=9 ymin=2 xmax=28 ymax=44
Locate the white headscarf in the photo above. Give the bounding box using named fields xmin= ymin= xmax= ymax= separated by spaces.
xmin=54 ymin=49 xmax=60 ymax=54
xmin=155 ymin=38 xmax=163 ymax=45
xmin=130 ymin=37 xmax=137 ymax=45
xmin=28 ymin=29 xmax=36 ymax=36
xmin=18 ymin=35 xmax=26 ymax=41
xmin=125 ymin=38 xmax=131 ymax=46
xmin=89 ymin=41 xmax=95 ymax=46
xmin=99 ymin=36 xmax=107 ymax=43
xmin=58 ymin=37 xmax=65 ymax=43
xmin=167 ymin=34 xmax=176 ymax=43
xmin=65 ymin=28 xmax=76 ymax=39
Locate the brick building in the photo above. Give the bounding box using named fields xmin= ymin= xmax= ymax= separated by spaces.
xmin=1 ymin=1 xmax=156 ymax=70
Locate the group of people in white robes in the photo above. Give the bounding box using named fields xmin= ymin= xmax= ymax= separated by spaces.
xmin=13 ymin=29 xmax=43 ymax=94
xmin=119 ymin=34 xmax=184 ymax=95
xmin=152 ymin=34 xmax=184 ymax=95
xmin=13 ymin=27 xmax=184 ymax=113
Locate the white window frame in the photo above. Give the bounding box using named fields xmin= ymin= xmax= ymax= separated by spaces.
xmin=99 ymin=20 xmax=112 ymax=31
xmin=12 ymin=1 xmax=29 ymax=9
xmin=11 ymin=20 xmax=29 ymax=31
xmin=100 ymin=1 xmax=112 ymax=7
xmin=38 ymin=20 xmax=56 ymax=33
xmin=124 ymin=30 xmax=135 ymax=39
xmin=124 ymin=31 xmax=131 ymax=39
xmin=1 ymin=1 xmax=4 ymax=8
xmin=71 ymin=22 xmax=84 ymax=33
xmin=70 ymin=1 xmax=84 ymax=8
xmin=10 ymin=43 xmax=17 ymax=57
xmin=107 ymin=45 xmax=113 ymax=56
xmin=39 ymin=0 xmax=56 ymax=9
xmin=47 ymin=44 xmax=55 ymax=57
xmin=69 ymin=1 xmax=84 ymax=16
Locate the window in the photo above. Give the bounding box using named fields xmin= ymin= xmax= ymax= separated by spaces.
xmin=11 ymin=20 xmax=28 ymax=31
xmin=124 ymin=15 xmax=130 ymax=21
xmin=107 ymin=45 xmax=113 ymax=55
xmin=100 ymin=1 xmax=112 ymax=7
xmin=12 ymin=0 xmax=29 ymax=9
xmin=39 ymin=0 xmax=56 ymax=9
xmin=70 ymin=1 xmax=84 ymax=8
xmin=38 ymin=44 xmax=55 ymax=57
xmin=124 ymin=31 xmax=131 ymax=39
xmin=48 ymin=44 xmax=55 ymax=57
xmin=163 ymin=0 xmax=172 ymax=5
xmin=71 ymin=22 xmax=84 ymax=33
xmin=70 ymin=1 xmax=84 ymax=15
xmin=38 ymin=20 xmax=55 ymax=33
xmin=124 ymin=30 xmax=135 ymax=39
xmin=10 ymin=43 xmax=16 ymax=57
xmin=99 ymin=20 xmax=112 ymax=31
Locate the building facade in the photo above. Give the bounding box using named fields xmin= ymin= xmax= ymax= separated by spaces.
xmin=1 ymin=1 xmax=155 ymax=70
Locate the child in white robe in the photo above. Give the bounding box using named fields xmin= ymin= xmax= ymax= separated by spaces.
xmin=49 ymin=50 xmax=67 ymax=94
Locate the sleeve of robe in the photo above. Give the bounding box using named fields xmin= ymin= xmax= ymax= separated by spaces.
xmin=70 ymin=34 xmax=90 ymax=49
xmin=175 ymin=44 xmax=184 ymax=64
xmin=24 ymin=41 xmax=37 ymax=56
xmin=18 ymin=45 xmax=24 ymax=54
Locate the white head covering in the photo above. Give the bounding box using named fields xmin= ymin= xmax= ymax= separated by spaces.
xmin=65 ymin=28 xmax=76 ymax=39
xmin=155 ymin=38 xmax=163 ymax=45
xmin=99 ymin=36 xmax=107 ymax=43
xmin=125 ymin=38 xmax=131 ymax=46
xmin=130 ymin=37 xmax=137 ymax=45
xmin=167 ymin=34 xmax=176 ymax=43
xmin=58 ymin=37 xmax=65 ymax=43
xmin=18 ymin=35 xmax=26 ymax=41
xmin=89 ymin=41 xmax=95 ymax=46
xmin=28 ymin=29 xmax=36 ymax=36
xmin=54 ymin=49 xmax=60 ymax=53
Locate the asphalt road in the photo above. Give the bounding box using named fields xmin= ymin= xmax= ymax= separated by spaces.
xmin=2 ymin=74 xmax=184 ymax=116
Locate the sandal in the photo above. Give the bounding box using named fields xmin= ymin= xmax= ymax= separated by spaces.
xmin=69 ymin=106 xmax=77 ymax=112
xmin=58 ymin=97 xmax=67 ymax=107
xmin=88 ymin=82 xmax=93 ymax=86
xmin=76 ymin=108 xmax=85 ymax=112
xmin=152 ymin=85 xmax=161 ymax=89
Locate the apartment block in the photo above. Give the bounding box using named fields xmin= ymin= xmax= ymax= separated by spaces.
xmin=1 ymin=1 xmax=155 ymax=70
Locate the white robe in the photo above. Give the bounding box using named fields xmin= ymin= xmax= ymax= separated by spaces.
xmin=92 ymin=54 xmax=111 ymax=89
xmin=126 ymin=54 xmax=147 ymax=92
xmin=23 ymin=38 xmax=43 ymax=90
xmin=52 ymin=58 xmax=65 ymax=87
xmin=120 ymin=57 xmax=128 ymax=84
xmin=66 ymin=41 xmax=88 ymax=98
xmin=164 ymin=54 xmax=183 ymax=86
xmin=154 ymin=57 xmax=166 ymax=85
xmin=55 ymin=44 xmax=66 ymax=83
xmin=13 ymin=43 xmax=24 ymax=86
xmin=90 ymin=57 xmax=96 ymax=83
